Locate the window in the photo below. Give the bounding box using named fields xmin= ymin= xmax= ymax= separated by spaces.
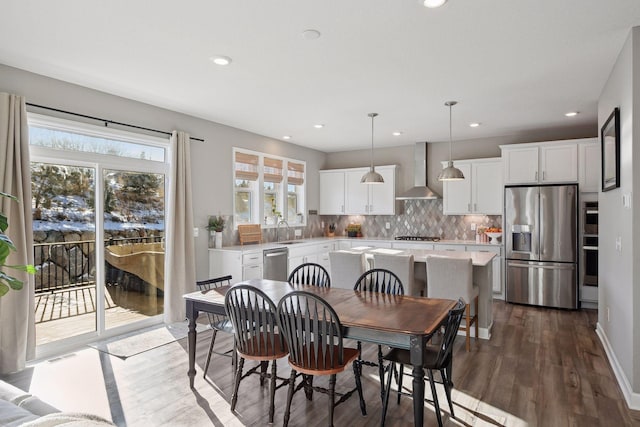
xmin=233 ymin=148 xmax=306 ymax=228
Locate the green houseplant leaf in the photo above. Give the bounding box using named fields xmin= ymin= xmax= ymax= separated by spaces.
xmin=0 ymin=192 xmax=34 ymax=297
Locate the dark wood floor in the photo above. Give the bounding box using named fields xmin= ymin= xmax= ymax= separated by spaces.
xmin=3 ymin=301 xmax=639 ymax=426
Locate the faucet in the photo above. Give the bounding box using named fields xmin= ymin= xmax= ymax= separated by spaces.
xmin=277 ymin=219 xmax=290 ymax=242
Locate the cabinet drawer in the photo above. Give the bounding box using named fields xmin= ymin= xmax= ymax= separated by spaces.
xmin=433 ymin=244 xmax=464 ymax=251
xmin=392 ymin=242 xmax=434 ymax=250
xmin=465 ymin=245 xmax=501 ymax=255
xmin=242 ymin=252 xmax=262 ymax=265
xmin=288 ymin=244 xmax=317 ymax=258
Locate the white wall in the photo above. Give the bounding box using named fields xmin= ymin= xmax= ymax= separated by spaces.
xmin=0 ymin=63 xmax=328 ymax=280
xmin=596 ymin=26 xmax=639 ymax=408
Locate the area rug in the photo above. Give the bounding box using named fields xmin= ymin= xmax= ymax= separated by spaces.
xmin=87 ymin=322 xmax=207 ymax=360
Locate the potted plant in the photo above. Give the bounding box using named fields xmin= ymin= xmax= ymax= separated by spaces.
xmin=206 ymin=215 xmax=226 ymax=248
xmin=0 ymin=191 xmax=35 ymax=297
xmin=346 ymin=223 xmax=361 ymax=238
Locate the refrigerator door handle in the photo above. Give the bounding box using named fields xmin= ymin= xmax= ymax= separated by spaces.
xmin=508 ymin=261 xmax=575 ymax=270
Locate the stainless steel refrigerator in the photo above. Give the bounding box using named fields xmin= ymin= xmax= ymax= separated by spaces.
xmin=504 ymin=184 xmax=578 ymax=309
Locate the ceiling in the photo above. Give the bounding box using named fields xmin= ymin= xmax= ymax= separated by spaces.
xmin=2 ymin=1 xmax=640 ymax=152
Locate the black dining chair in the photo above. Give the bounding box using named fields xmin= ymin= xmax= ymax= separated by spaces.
xmin=195 ymin=275 xmax=234 ymax=377
xmin=381 ymin=298 xmax=466 ymax=427
xmin=288 ymin=262 xmax=331 ymax=287
xmin=277 ymin=290 xmax=367 ymax=427
xmin=353 ymin=268 xmax=404 ymax=402
xmin=224 ymin=284 xmax=289 ymax=424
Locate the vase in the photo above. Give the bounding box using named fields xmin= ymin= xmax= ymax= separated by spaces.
xmin=208 ymin=231 xmax=216 ymax=248
xmin=215 ymin=231 xmax=223 ymax=248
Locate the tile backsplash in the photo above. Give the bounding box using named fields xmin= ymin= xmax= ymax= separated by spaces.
xmin=222 ymin=199 xmax=501 ymax=245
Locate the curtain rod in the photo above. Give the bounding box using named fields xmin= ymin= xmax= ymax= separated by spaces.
xmin=25 ymin=102 xmax=205 ymax=142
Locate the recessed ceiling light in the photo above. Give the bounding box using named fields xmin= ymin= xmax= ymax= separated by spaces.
xmin=469 ymin=122 xmax=481 ymax=128
xmin=423 ymin=0 xmax=447 ymax=8
xmin=302 ymin=29 xmax=321 ymax=40
xmin=313 ymin=124 xmax=324 ymax=129
xmin=392 ymin=131 xmax=403 ymax=136
xmin=282 ymin=135 xmax=291 ymax=140
xmin=210 ymin=55 xmax=232 ymax=66
xmin=565 ymin=111 xmax=579 ymax=117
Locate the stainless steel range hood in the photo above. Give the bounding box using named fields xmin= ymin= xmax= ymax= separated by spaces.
xmin=396 ymin=142 xmax=441 ymax=200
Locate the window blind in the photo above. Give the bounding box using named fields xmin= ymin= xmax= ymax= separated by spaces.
xmin=287 ymin=161 xmax=304 ymax=185
xmin=264 ymin=157 xmax=283 ymax=183
xmin=235 ymin=151 xmax=259 ymax=181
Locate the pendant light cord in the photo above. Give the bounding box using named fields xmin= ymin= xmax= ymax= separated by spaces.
xmin=371 ymin=114 xmax=375 ymax=169
xmin=448 ymin=103 xmax=452 ymax=162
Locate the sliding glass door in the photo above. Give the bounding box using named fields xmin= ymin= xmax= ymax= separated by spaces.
xmin=29 ymin=114 xmax=169 ymax=355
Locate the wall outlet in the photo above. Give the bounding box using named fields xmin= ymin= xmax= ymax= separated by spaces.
xmin=193 ymin=227 xmax=199 ymax=237
xmin=321 ymin=221 xmax=325 ymax=228
xmin=470 ymin=223 xmax=477 ymax=231
xmin=615 ymin=236 xmax=622 ymax=252
xmin=385 ymin=222 xmax=391 ymax=230
xmin=294 ymin=229 xmax=302 ymax=237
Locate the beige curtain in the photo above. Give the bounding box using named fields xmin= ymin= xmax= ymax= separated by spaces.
xmin=164 ymin=131 xmax=196 ymax=322
xmin=0 ymin=93 xmax=35 ymax=373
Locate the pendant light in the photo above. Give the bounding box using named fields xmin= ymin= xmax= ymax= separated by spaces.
xmin=438 ymin=101 xmax=465 ymax=181
xmin=361 ymin=113 xmax=384 ymax=184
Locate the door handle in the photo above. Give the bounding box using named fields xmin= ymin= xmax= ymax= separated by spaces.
xmin=508 ymin=261 xmax=574 ymax=270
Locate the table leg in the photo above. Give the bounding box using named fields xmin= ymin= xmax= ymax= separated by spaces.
xmin=186 ymin=300 xmax=197 ymax=388
xmin=410 ymin=335 xmax=425 ymax=426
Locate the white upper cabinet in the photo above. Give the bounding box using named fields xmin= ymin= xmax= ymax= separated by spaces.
xmin=502 ymin=146 xmax=539 ymax=184
xmin=539 ymin=144 xmax=578 ymax=183
xmin=501 ymin=139 xmax=585 ymax=185
xmin=578 ymin=138 xmax=600 ymax=193
xmin=319 ymin=170 xmax=346 ymax=215
xmin=321 ymin=165 xmax=396 ymax=215
xmin=473 ymin=160 xmax=503 ymax=214
xmin=442 ymin=158 xmax=502 ymax=215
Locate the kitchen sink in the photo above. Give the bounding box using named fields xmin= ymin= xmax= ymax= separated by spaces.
xmin=278 ymin=240 xmax=305 ymax=245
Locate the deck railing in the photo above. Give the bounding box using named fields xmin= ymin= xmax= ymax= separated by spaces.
xmin=33 ymin=235 xmax=163 ymax=294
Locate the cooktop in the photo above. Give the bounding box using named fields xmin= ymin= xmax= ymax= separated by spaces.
xmin=394 ymin=236 xmax=441 ymax=242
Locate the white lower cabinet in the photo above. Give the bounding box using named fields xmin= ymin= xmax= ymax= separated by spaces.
xmin=209 ymin=249 xmax=263 ymax=282
xmin=465 ymin=245 xmax=502 ymax=296
xmin=288 ymin=242 xmax=336 ymax=275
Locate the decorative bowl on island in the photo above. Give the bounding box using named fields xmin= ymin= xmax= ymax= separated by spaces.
xmin=486 ymin=232 xmax=502 ymax=244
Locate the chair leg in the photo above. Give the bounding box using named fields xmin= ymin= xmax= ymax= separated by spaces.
xmin=397 ymin=363 xmax=404 ymax=405
xmin=381 ymin=361 xmax=395 ymax=427
xmin=283 ymin=369 xmax=297 ymax=427
xmin=465 ymin=303 xmax=471 ymax=352
xmin=427 ymin=369 xmax=443 ymax=427
xmin=474 ymin=295 xmax=479 ymax=343
xmin=203 ymin=329 xmax=217 ymax=378
xmin=303 ymin=374 xmax=314 ymax=401
xmin=259 ymin=361 xmax=268 ymax=386
xmin=268 ymin=360 xmax=277 ymax=423
xmin=328 ymin=374 xmax=336 ymax=427
xmin=441 ymin=368 xmax=455 ymax=418
xmin=377 ymin=345 xmax=385 ymax=403
xmin=230 ymin=357 xmax=244 ymax=412
xmin=352 ymin=360 xmax=367 ymax=416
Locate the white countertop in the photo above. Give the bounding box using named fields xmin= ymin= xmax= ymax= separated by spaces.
xmin=210 ymin=236 xmax=502 ymax=254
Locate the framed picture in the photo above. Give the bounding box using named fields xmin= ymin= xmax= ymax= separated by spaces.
xmin=601 ymin=107 xmax=620 ymax=192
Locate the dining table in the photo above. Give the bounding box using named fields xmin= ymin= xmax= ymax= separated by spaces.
xmin=184 ymin=278 xmax=457 ymax=426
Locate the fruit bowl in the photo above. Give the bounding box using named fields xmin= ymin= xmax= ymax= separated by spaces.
xmin=486 ymin=232 xmax=502 ymax=244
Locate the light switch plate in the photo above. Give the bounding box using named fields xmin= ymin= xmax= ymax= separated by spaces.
xmin=622 ymin=193 xmax=631 ymax=208
xmin=193 ymin=227 xmax=199 ymax=237
xmin=616 ymin=236 xmax=622 ymax=252
xmin=294 ymin=229 xmax=302 ymax=237
xmin=385 ymin=222 xmax=391 ymax=230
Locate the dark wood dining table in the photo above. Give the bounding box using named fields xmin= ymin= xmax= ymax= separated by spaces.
xmin=183 ymin=278 xmax=457 ymax=426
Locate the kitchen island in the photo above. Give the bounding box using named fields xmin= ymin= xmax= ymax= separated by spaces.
xmin=362 ymin=247 xmax=495 ymax=339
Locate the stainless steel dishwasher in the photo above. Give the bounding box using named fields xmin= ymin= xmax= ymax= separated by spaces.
xmin=263 ymin=247 xmax=288 ymax=281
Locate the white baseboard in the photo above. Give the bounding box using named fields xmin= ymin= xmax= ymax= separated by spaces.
xmin=457 ymin=325 xmax=491 ymax=340
xmin=596 ymin=322 xmax=640 ymax=410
